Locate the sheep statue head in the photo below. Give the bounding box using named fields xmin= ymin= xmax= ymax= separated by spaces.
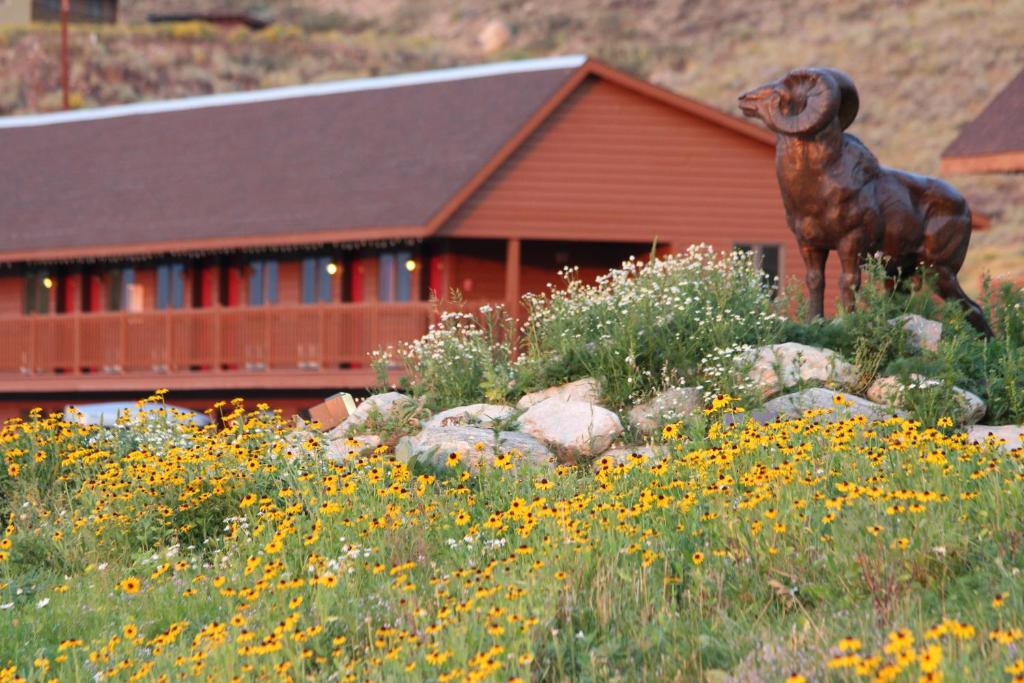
xmin=739 ymin=68 xmax=992 ymax=336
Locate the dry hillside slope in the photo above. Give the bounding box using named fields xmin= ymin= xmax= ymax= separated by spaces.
xmin=3 ymin=0 xmax=1022 ymax=291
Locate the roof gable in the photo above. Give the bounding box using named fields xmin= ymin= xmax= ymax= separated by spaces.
xmin=941 ymin=68 xmax=1024 ymax=172
xmin=437 ymin=75 xmax=780 ymax=241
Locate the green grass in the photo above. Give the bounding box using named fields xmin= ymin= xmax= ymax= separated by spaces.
xmin=2 ymin=397 xmax=1024 ymax=681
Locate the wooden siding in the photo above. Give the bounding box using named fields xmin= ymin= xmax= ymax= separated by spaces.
xmin=0 ymin=274 xmax=21 ymax=315
xmin=444 ymin=239 xmax=508 ymax=301
xmin=441 ymin=76 xmax=844 ymax=312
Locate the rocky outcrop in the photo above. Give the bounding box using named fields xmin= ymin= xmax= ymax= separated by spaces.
xmin=423 ymin=403 xmax=515 ymax=429
xmin=890 ymin=314 xmax=942 ymax=353
xmin=517 ymin=398 xmax=622 ymax=461
xmin=742 ymin=343 xmax=858 ymax=398
xmin=594 ymin=444 xmax=658 ymax=469
xmin=759 ymin=388 xmax=898 ymax=423
xmin=866 ymin=375 xmax=986 ymax=424
xmin=325 ymin=434 xmax=382 ymax=463
xmin=627 ymin=387 xmax=704 ymax=434
xmin=330 ymin=392 xmax=415 ymax=435
xmin=517 ymin=378 xmax=601 ymax=409
xmin=966 ymin=424 xmax=1024 ymax=450
xmin=395 ymin=425 xmax=553 ymax=469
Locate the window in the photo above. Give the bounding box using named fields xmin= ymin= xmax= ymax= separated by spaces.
xmin=248 ymin=259 xmax=279 ymax=306
xmin=102 ymin=267 xmax=135 ymax=310
xmin=378 ymin=250 xmax=414 ymax=302
xmin=23 ymin=271 xmax=51 ymax=314
xmin=735 ymin=243 xmax=781 ymax=297
xmin=156 ymin=262 xmax=186 ymax=309
xmin=301 ymin=256 xmax=332 ymax=304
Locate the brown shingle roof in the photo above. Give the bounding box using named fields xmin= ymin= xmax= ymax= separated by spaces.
xmin=0 ymin=57 xmax=582 ymax=260
xmin=942 ymin=68 xmax=1024 ymax=170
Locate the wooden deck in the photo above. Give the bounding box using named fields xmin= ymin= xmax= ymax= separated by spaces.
xmin=0 ymin=302 xmax=457 ymax=392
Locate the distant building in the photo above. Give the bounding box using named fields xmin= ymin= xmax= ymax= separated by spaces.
xmin=31 ymin=0 xmax=116 ymax=23
xmin=942 ymin=68 xmax=1024 ymax=174
xmin=0 ymin=56 xmax=801 ymax=418
xmin=0 ymin=0 xmax=118 ymax=24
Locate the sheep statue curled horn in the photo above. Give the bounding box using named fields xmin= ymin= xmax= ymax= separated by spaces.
xmin=738 ymin=67 xmax=992 ymax=336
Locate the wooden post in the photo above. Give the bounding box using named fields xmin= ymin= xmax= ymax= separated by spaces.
xmin=505 ymin=238 xmax=521 ymax=315
xmin=165 ymin=312 xmax=173 ymax=373
xmin=318 ymin=303 xmax=326 ymax=370
xmin=119 ymin=311 xmax=126 ymax=374
xmin=213 ymin=306 xmax=222 ymax=372
xmin=60 ymin=0 xmax=70 ymax=110
xmin=72 ymin=313 xmax=81 ymax=375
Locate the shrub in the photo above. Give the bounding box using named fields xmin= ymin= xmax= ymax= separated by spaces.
xmin=373 ymin=303 xmax=517 ymax=411
xmin=375 ymin=246 xmax=783 ymax=413
xmin=783 ymin=260 xmax=1024 ymax=426
xmin=517 ymin=246 xmax=784 ymax=410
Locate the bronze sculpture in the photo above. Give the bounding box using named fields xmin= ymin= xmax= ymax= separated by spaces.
xmin=738 ymin=68 xmax=992 ymax=336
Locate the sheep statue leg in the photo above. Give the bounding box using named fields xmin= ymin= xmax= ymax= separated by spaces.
xmin=933 ymin=266 xmax=992 ymax=336
xmin=800 ymin=244 xmax=828 ymax=319
xmin=836 ymin=232 xmax=865 ymax=311
xmin=921 ymin=206 xmax=993 ymax=336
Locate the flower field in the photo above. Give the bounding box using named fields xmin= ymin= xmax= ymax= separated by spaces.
xmin=2 ymin=395 xmax=1023 ymax=682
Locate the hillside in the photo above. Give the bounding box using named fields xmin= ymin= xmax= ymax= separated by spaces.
xmin=2 ymin=0 xmax=1022 ymax=290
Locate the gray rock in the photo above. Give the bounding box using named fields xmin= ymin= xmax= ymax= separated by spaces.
xmin=518 ymin=398 xmax=623 ymax=461
xmin=330 ymin=392 xmax=414 ymax=436
xmin=890 ymin=314 xmax=942 ymax=353
xmin=759 ymin=388 xmax=900 ymax=423
xmin=423 ymin=403 xmax=515 ymax=429
xmin=395 ymin=425 xmax=553 ymax=469
xmin=720 ymin=409 xmax=782 ymax=426
xmin=966 ymin=424 xmax=1024 ymax=450
xmin=325 ymin=434 xmax=382 ymax=463
xmin=628 ymin=387 xmax=704 ymax=433
xmin=742 ymin=343 xmax=858 ymax=399
xmin=594 ymin=444 xmax=658 ymax=469
xmin=867 ymin=374 xmax=986 ymax=424
xmin=517 ymin=378 xmax=601 ymax=410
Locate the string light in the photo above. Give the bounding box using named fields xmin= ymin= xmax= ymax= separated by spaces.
xmin=404 ymin=259 xmax=417 ymax=272
xmin=42 ymin=277 xmax=54 ymax=289
xmin=325 ymin=262 xmax=339 ymax=276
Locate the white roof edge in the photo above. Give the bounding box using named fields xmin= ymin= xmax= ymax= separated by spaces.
xmin=0 ymin=54 xmax=588 ymax=129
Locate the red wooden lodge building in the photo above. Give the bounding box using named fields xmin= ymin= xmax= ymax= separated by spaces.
xmin=0 ymin=55 xmax=812 ymax=418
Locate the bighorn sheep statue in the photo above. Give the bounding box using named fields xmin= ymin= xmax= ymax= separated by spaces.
xmin=738 ymin=67 xmax=992 ymax=336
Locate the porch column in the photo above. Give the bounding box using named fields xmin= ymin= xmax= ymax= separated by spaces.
xmin=505 ymin=238 xmax=521 ymax=312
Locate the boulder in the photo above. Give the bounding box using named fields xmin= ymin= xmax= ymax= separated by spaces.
xmin=395 ymin=425 xmax=553 ymax=469
xmin=890 ymin=314 xmax=942 ymax=353
xmin=423 ymin=403 xmax=515 ymax=429
xmin=759 ymin=388 xmax=899 ymax=423
xmin=517 ymin=398 xmax=623 ymax=461
xmin=628 ymin=387 xmax=704 ymax=434
xmin=594 ymin=444 xmax=658 ymax=469
xmin=742 ymin=343 xmax=858 ymax=399
xmin=329 ymin=392 xmax=415 ymax=436
xmin=866 ymin=375 xmax=986 ymax=424
xmin=477 ymin=18 xmax=511 ymax=53
xmin=517 ymin=377 xmax=601 ymax=410
xmin=325 ymin=434 xmax=382 ymax=463
xmin=966 ymin=424 xmax=1024 ymax=450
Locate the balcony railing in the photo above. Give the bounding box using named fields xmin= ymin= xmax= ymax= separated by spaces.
xmin=0 ymin=302 xmax=460 ymax=384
